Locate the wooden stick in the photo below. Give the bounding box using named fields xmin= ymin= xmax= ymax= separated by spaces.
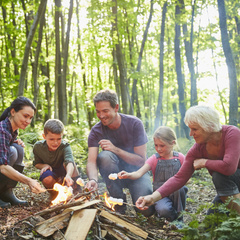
xmin=123 ymin=202 xmax=137 ymax=208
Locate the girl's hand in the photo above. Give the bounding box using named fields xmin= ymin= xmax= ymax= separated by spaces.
xmin=118 ymin=171 xmax=131 ymax=179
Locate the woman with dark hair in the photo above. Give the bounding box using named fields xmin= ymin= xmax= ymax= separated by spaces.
xmin=0 ymin=96 xmax=45 ymax=208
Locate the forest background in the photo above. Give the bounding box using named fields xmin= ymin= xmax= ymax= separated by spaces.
xmin=0 ymin=0 xmax=240 ymax=238
xmin=1 ymin=0 xmax=239 ymax=173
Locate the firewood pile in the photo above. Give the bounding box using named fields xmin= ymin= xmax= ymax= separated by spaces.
xmin=13 ymin=190 xmax=171 ymax=240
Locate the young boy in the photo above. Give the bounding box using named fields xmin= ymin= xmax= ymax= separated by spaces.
xmin=33 ymin=119 xmax=80 ymax=199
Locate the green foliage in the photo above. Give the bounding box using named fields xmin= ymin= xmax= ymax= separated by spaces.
xmin=64 ymin=124 xmax=89 ymax=174
xmin=19 ymin=127 xmax=42 ymax=160
xmin=135 ymin=212 xmax=148 ymax=225
xmin=178 ymin=201 xmax=240 ymax=240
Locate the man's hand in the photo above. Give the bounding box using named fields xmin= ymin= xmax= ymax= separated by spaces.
xmin=40 ymin=165 xmax=52 ymax=175
xmin=85 ymin=179 xmax=98 ymax=191
xmin=98 ymin=139 xmax=116 ymax=152
xmin=193 ymin=158 xmax=207 ymax=170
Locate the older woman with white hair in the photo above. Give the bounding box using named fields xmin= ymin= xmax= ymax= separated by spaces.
xmin=136 ymin=105 xmax=240 ymax=214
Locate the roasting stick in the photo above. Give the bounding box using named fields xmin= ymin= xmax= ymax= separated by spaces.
xmin=123 ymin=201 xmax=137 ymax=208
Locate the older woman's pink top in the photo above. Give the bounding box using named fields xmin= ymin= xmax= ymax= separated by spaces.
xmin=157 ymin=125 xmax=240 ymax=198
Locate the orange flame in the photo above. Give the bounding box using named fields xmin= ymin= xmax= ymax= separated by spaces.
xmin=104 ymin=192 xmax=116 ymax=211
xmin=51 ymin=183 xmax=73 ymax=206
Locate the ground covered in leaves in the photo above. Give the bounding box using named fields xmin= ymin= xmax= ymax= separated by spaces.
xmin=0 ymin=164 xmax=216 ymax=240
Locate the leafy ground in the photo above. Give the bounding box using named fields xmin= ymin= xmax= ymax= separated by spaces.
xmin=0 ymin=163 xmax=216 ymax=240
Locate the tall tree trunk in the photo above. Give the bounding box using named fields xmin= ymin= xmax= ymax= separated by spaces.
xmin=131 ymin=0 xmax=154 ymax=117
xmin=76 ymin=0 xmax=94 ymax=128
xmin=32 ymin=3 xmax=46 ymax=126
xmin=175 ymin=3 xmax=190 ymax=139
xmin=112 ymin=47 xmax=121 ymax=106
xmin=112 ymin=0 xmax=129 ymax=114
xmin=32 ymin=6 xmax=45 ymax=105
xmin=180 ymin=0 xmax=197 ymax=106
xmin=11 ymin=3 xmax=20 ymax=79
xmin=154 ymin=1 xmax=167 ymax=130
xmin=61 ymin=0 xmax=73 ymax=124
xmin=68 ymin=73 xmax=74 ymax=124
xmin=1 ymin=6 xmax=11 ymax=83
xmin=54 ymin=0 xmax=61 ymax=119
xmin=217 ymin=0 xmax=238 ymax=126
xmin=18 ymin=0 xmax=47 ymax=96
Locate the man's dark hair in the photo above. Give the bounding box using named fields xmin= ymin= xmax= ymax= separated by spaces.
xmin=93 ymin=89 xmax=118 ymax=108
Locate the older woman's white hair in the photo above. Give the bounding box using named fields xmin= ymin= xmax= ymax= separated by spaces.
xmin=184 ymin=105 xmax=222 ymax=132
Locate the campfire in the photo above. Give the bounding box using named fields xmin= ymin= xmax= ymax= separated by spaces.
xmin=51 ymin=183 xmax=73 ymax=205
xmin=19 ymin=183 xmax=158 ymax=240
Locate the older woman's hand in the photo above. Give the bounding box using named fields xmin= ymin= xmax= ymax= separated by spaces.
xmin=136 ymin=195 xmax=154 ymax=210
xmin=136 ymin=191 xmax=162 ymax=210
xmin=193 ymin=158 xmax=207 ymax=170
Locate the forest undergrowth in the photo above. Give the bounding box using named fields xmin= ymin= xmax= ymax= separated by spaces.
xmin=0 ymin=124 xmax=239 ymax=239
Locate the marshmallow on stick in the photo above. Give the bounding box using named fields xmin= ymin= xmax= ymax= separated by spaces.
xmin=108 ymin=173 xmax=118 ymax=180
xmin=108 ymin=197 xmax=123 ymax=206
xmin=76 ymin=177 xmax=85 ymax=187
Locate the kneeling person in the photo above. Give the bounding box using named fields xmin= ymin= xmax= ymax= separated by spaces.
xmin=33 ymin=119 xmax=80 ymax=199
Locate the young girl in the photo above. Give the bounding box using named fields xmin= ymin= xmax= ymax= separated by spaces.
xmin=118 ymin=126 xmax=188 ymax=222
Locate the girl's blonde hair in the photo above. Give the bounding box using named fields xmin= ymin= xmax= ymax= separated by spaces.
xmin=153 ymin=126 xmax=178 ymax=148
xmin=184 ymin=105 xmax=222 ymax=132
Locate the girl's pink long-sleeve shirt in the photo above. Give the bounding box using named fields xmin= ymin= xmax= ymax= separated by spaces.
xmin=157 ymin=125 xmax=240 ymax=198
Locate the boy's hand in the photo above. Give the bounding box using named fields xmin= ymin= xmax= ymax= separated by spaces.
xmin=118 ymin=171 xmax=131 ymax=179
xmin=40 ymin=165 xmax=52 ymax=175
xmin=65 ymin=175 xmax=74 ymax=187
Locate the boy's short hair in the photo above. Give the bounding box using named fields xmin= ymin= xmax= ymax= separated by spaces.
xmin=44 ymin=119 xmax=64 ymax=135
xmin=93 ymin=89 xmax=118 ymax=108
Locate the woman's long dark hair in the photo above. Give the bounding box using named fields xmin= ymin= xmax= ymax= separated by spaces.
xmin=0 ymin=96 xmax=36 ymax=121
